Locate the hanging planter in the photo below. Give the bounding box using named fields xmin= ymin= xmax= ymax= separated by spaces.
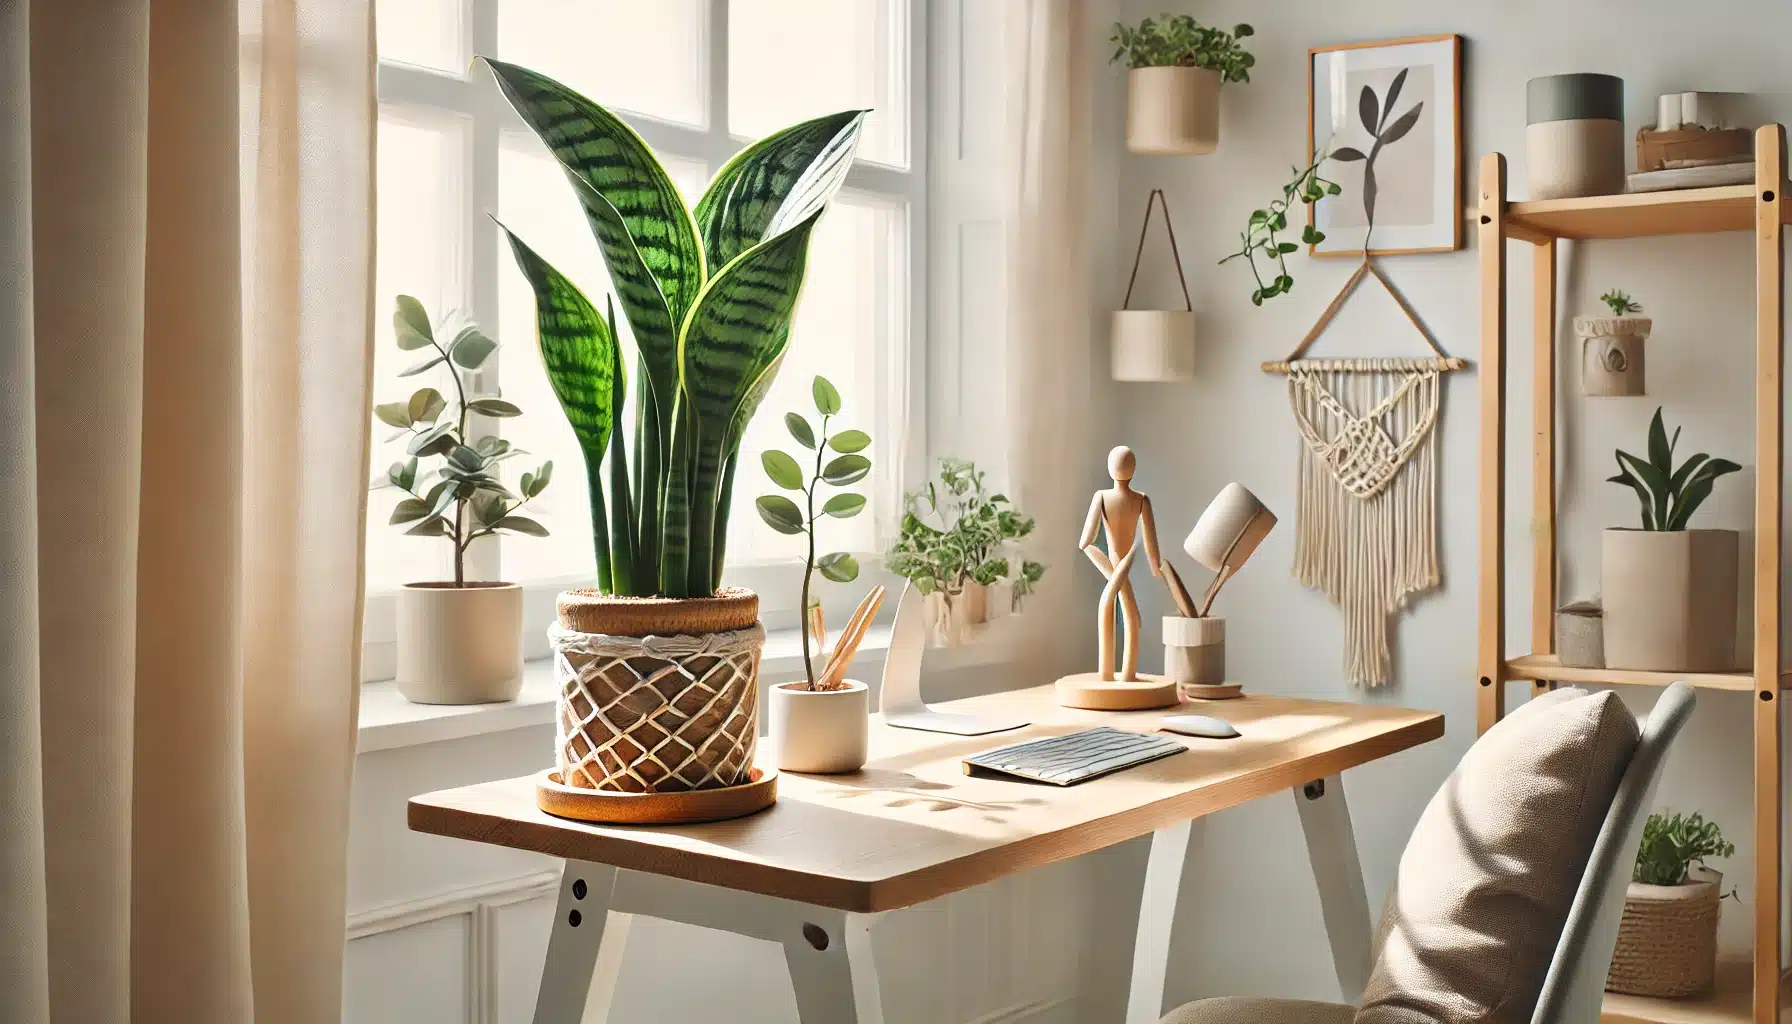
xmin=1112 ymin=189 xmax=1196 ymax=382
xmin=1578 ymin=289 xmax=1650 ymax=396
xmin=1109 ymin=17 xmax=1254 ymax=156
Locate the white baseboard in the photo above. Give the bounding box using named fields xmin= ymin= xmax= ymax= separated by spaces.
xmin=966 ymin=995 xmax=1082 ymax=1024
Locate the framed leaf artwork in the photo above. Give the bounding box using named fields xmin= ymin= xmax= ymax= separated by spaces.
xmin=1307 ymin=35 xmax=1462 ymax=257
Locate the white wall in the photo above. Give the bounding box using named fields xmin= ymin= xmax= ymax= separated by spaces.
xmin=1110 ymin=0 xmax=1792 ymax=1009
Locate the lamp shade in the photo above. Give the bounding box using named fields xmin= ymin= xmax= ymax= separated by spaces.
xmin=1184 ymin=482 xmax=1276 ymax=574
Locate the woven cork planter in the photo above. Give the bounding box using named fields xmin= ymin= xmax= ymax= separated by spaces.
xmin=549 ymin=588 xmax=765 ymax=794
xmin=1606 ymin=867 xmax=1723 ymax=998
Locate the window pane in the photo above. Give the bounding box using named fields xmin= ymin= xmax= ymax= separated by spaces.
xmin=722 ymin=193 xmax=905 ymax=573
xmin=729 ymin=0 xmax=907 ymax=167
xmin=499 ymin=0 xmax=707 ymax=127
xmin=376 ymin=0 xmax=464 ymax=73
xmin=368 ymin=113 xmax=468 ymax=591
xmin=496 ymin=138 xmax=707 ymax=586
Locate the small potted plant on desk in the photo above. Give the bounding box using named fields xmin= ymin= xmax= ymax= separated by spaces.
xmin=490 ymin=53 xmax=868 ymax=807
xmin=1110 ymin=15 xmax=1254 ymax=155
xmin=1579 ymin=289 xmax=1651 ymax=396
xmin=757 ymin=377 xmax=876 ymax=774
xmin=375 ymin=295 xmax=552 ymax=705
xmin=1602 ymin=408 xmax=1741 ymax=672
xmin=885 ymin=458 xmax=1046 ymax=646
xmin=1606 ymin=811 xmax=1734 ymax=998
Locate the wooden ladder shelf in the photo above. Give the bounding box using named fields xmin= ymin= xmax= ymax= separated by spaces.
xmin=1477 ymin=123 xmax=1788 ymax=1024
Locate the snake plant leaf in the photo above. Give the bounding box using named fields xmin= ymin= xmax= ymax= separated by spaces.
xmin=1647 ymin=408 xmax=1673 ymax=473
xmin=1616 ymin=450 xmax=1669 ymax=529
xmin=481 ymin=58 xmax=704 ymax=330
xmin=694 ymin=110 xmax=868 ymax=268
xmin=1667 ymin=452 xmax=1710 ymax=495
xmin=496 ymin=223 xmax=618 ymax=501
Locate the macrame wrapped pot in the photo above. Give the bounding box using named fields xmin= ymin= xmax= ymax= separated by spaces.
xmin=1606 ymin=867 xmax=1723 ymax=998
xmin=550 ymin=588 xmax=764 ymax=793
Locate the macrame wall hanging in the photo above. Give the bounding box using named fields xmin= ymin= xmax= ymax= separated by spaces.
xmin=1260 ymin=257 xmax=1467 ymax=686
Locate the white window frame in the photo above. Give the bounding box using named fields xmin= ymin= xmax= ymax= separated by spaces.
xmin=364 ymin=0 xmax=928 ymax=680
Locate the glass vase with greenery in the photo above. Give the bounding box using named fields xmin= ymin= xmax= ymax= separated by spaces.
xmin=886 ymin=458 xmax=1046 ymax=612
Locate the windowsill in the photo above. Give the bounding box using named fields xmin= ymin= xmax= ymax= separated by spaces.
xmin=357 ymin=624 xmax=895 ymax=754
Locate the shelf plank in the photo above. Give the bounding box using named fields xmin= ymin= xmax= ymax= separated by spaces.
xmin=1504 ymin=654 xmax=1773 ymax=692
xmin=1602 ymin=958 xmax=1792 ymax=1024
xmin=1508 ymin=184 xmax=1776 ymax=240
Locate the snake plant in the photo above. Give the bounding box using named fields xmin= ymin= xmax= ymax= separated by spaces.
xmin=1607 ymin=407 xmax=1741 ymax=531
xmin=486 ymin=58 xmax=866 ymax=598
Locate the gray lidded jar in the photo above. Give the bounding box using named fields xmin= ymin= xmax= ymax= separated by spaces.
xmin=1526 ymin=73 xmax=1625 ymax=200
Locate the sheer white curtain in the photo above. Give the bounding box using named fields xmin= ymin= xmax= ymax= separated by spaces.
xmin=0 ymin=2 xmax=374 ymax=1021
xmin=1001 ymin=0 xmax=1103 ymax=681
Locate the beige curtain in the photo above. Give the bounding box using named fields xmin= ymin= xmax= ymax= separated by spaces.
xmin=1 ymin=2 xmax=375 ymax=1022
xmin=1001 ymin=0 xmax=1103 ymax=681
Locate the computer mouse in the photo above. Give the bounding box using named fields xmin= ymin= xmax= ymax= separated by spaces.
xmin=1161 ymin=714 xmax=1241 ymax=740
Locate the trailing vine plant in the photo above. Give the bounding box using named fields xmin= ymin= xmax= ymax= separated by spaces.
xmin=1218 ymin=155 xmax=1341 ymax=306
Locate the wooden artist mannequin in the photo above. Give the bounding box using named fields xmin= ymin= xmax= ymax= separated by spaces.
xmin=1078 ymin=446 xmax=1165 ymax=682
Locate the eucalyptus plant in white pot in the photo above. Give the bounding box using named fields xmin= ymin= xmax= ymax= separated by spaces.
xmin=374 ymin=295 xmax=553 ymax=705
xmin=757 ymin=376 xmax=874 ymax=774
xmin=1110 ymin=15 xmax=1254 ymax=155
xmin=1602 ymin=409 xmax=1741 ymax=672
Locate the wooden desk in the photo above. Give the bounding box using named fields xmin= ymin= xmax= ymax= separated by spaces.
xmin=410 ymin=685 xmax=1443 ymax=1024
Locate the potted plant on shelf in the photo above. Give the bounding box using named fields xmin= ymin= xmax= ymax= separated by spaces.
xmin=1606 ymin=810 xmax=1734 ymax=998
xmin=1579 ymin=289 xmax=1651 ymax=396
xmin=374 ymin=295 xmax=553 ymax=705
xmin=1110 ymin=15 xmax=1254 ymax=155
xmin=1603 ymin=408 xmax=1741 ymax=672
xmin=488 ymin=55 xmax=866 ymax=801
xmin=886 ymin=458 xmax=1046 ymax=646
xmin=757 ymin=376 xmax=875 ymax=773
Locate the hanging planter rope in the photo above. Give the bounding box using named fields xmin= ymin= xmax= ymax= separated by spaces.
xmin=1112 ymin=189 xmax=1196 ymax=382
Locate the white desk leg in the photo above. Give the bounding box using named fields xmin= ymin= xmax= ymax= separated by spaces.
xmin=1125 ymin=820 xmax=1196 ymax=1024
xmin=781 ymin=912 xmax=886 ymax=1024
xmin=532 ymin=861 xmax=630 ymax=1024
xmin=1294 ymin=775 xmax=1373 ymax=1003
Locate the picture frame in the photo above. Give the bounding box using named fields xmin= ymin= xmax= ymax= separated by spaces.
xmin=1307 ymin=34 xmax=1462 ymax=257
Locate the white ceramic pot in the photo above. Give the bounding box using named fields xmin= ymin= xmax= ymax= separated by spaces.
xmin=767 ymin=680 xmax=869 ymax=774
xmin=1111 ymin=310 xmax=1195 ymax=381
xmin=1601 ymin=529 xmax=1739 ymax=672
xmin=1163 ymin=615 xmax=1224 ymax=686
xmin=1126 ymin=66 xmax=1220 ymax=156
xmin=397 ymin=581 xmax=524 ymax=705
xmin=1576 ymin=316 xmax=1651 ymax=396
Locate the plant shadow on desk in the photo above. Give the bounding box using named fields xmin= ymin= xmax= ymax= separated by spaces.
xmin=818 ymin=768 xmax=1048 ymax=825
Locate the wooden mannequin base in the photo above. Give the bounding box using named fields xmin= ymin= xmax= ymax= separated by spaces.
xmin=1179 ymin=682 xmax=1243 ymax=700
xmin=1055 ymin=672 xmax=1181 ymax=711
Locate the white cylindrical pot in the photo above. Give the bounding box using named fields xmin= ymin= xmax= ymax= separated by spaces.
xmin=1576 ymin=316 xmax=1650 ymax=396
xmin=397 ymin=582 xmax=524 ymax=704
xmin=1112 ymin=310 xmax=1195 ymax=381
xmin=1601 ymin=529 xmax=1739 ymax=672
xmin=1126 ymin=66 xmax=1220 ymax=156
xmin=768 ymin=680 xmax=869 ymax=774
xmin=1526 ymin=73 xmax=1626 ymax=200
xmin=1163 ymin=616 xmax=1224 ymax=686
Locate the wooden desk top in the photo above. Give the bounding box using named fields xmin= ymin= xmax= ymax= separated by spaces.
xmin=408 ymin=686 xmax=1443 ymax=913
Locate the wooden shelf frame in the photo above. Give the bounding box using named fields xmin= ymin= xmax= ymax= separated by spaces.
xmin=1477 ymin=123 xmax=1787 ymax=1024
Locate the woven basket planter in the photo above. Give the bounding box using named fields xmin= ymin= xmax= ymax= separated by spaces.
xmin=550 ymin=588 xmax=765 ymax=793
xmin=1606 ymin=867 xmax=1723 ymax=998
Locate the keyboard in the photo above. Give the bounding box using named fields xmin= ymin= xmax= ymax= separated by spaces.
xmin=962 ymin=727 xmax=1187 ymax=786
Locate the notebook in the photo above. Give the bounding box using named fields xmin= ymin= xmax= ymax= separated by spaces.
xmin=961 ymin=727 xmax=1187 ymax=786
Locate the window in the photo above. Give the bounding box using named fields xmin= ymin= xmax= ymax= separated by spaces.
xmin=368 ymin=1 xmax=925 ymax=674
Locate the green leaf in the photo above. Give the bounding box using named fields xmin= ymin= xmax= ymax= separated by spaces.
xmin=694 ymin=110 xmax=869 ymax=269
xmin=375 ymin=402 xmax=413 ymax=429
xmin=822 ymin=493 xmax=866 ymax=518
xmin=761 ymin=449 xmax=805 ymax=490
xmin=405 ymin=421 xmax=455 ymax=457
xmin=532 ymin=459 xmax=554 ymax=494
xmin=1647 ymin=408 xmax=1672 ymax=474
xmin=755 ymin=494 xmax=806 ymax=535
xmin=496 ymin=515 xmax=549 ymax=537
xmin=1276 ymin=241 xmax=1298 ymax=254
xmin=828 ymin=429 xmax=870 ymax=454
xmin=394 ymin=295 xmax=433 ymax=348
xmin=449 ymin=326 xmax=497 ymax=369
xmin=405 ymin=516 xmax=450 ymax=537
xmin=389 ymin=498 xmax=430 ymax=525
xmin=399 ymin=355 xmax=445 ymax=378
xmin=821 ymin=454 xmax=871 ymax=485
xmin=817 ymin=552 xmax=859 ymax=583
xmin=427 ymin=478 xmax=458 ymax=518
xmin=386 ymin=459 xmax=415 ymax=491
xmin=448 ymin=445 xmax=486 ymax=473
xmin=785 ymin=412 xmax=816 ymax=449
xmin=470 ymin=491 xmax=507 ymax=528
xmin=408 ymin=387 xmax=446 ymax=425
xmin=812 ymin=375 xmax=841 ymax=415
xmin=467 ymin=397 xmax=523 ymax=418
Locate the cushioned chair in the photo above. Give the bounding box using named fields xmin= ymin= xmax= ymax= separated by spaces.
xmin=1161 ymin=683 xmax=1696 ymax=1024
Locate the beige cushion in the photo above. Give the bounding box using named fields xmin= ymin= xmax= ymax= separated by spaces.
xmin=1163 ymin=997 xmax=1355 ymax=1024
xmin=1355 ymin=688 xmax=1638 ymax=1024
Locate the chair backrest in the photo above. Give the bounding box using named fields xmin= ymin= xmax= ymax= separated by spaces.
xmin=1530 ymin=682 xmax=1698 ymax=1024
